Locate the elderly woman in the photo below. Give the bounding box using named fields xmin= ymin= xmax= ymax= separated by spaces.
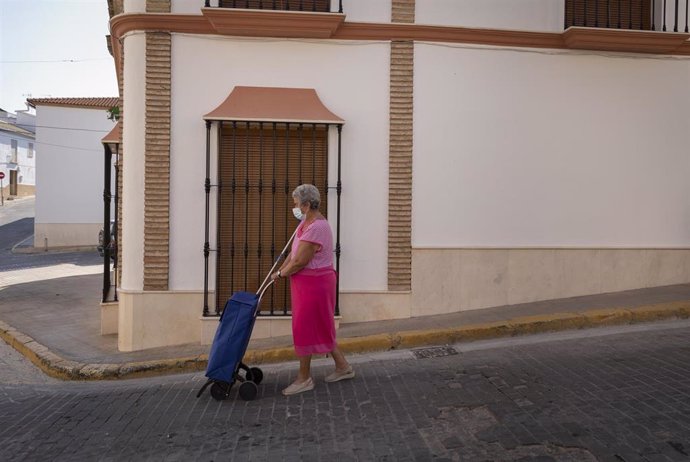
xmin=271 ymin=184 xmax=354 ymax=396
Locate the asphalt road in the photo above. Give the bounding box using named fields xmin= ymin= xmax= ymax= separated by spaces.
xmin=0 ymin=197 xmax=101 ymax=274
xmin=0 ymin=196 xmax=35 ymax=228
xmin=1 ymin=320 xmax=689 ymax=461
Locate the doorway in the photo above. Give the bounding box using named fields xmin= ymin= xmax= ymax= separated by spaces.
xmin=9 ymin=170 xmax=17 ymax=196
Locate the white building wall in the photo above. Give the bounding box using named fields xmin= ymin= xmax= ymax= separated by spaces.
xmin=340 ymin=0 xmax=391 ymax=23
xmin=16 ymin=111 xmax=36 ymax=133
xmin=416 ymin=0 xmax=565 ymax=32
xmin=121 ymin=33 xmax=148 ymax=291
xmin=34 ymin=106 xmax=114 ymax=229
xmin=169 ymin=35 xmax=390 ymax=292
xmin=0 ymin=132 xmax=36 ymax=189
xmin=161 ymin=0 xmax=575 ymax=29
xmin=413 ymin=43 xmax=690 ymax=248
xmin=171 ymin=0 xmax=391 ymax=21
xmin=172 ymin=0 xmax=201 ymax=14
xmin=123 ymin=0 xmax=146 ymax=13
xmin=0 ymin=134 xmax=11 ymax=186
xmin=17 ymin=139 xmax=36 ymax=187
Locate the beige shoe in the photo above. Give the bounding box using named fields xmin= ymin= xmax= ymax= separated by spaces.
xmin=325 ymin=366 xmax=355 ymax=383
xmin=282 ymin=377 xmax=314 ymax=396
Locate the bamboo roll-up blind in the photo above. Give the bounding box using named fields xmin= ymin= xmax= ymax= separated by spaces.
xmin=218 ymin=0 xmax=331 ymax=12
xmin=217 ymin=122 xmax=329 ymax=314
xmin=565 ymin=0 xmax=652 ymax=30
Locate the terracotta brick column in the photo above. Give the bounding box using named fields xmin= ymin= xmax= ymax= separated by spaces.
xmin=144 ymin=0 xmax=171 ymax=290
xmin=388 ymin=0 xmax=415 ymax=291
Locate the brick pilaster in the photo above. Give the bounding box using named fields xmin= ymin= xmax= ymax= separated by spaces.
xmin=144 ymin=30 xmax=171 ymax=290
xmin=388 ymin=0 xmax=415 ymax=291
xmin=392 ymin=0 xmax=415 ymax=23
xmin=146 ymin=0 xmax=170 ymax=13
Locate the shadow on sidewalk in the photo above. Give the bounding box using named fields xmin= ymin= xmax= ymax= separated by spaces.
xmin=0 ymin=274 xmax=209 ymax=365
xmin=0 ymin=218 xmax=102 ymax=273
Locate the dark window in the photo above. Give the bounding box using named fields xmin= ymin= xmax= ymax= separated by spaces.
xmin=218 ymin=0 xmax=331 ymax=12
xmin=565 ymin=0 xmax=652 ymax=30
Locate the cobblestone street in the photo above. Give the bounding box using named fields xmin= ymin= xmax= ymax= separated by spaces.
xmin=1 ymin=320 xmax=689 ymax=461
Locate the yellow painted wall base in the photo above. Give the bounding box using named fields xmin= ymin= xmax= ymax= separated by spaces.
xmin=118 ymin=290 xmax=203 ymax=351
xmin=100 ymin=301 xmax=119 ymax=335
xmin=411 ymin=248 xmax=690 ymax=316
xmin=117 ymin=289 xmax=340 ymax=350
xmin=339 ymin=291 xmax=411 ymax=323
xmin=1 ymin=185 xmax=34 ymax=197
xmin=34 ymin=223 xmax=102 ymax=248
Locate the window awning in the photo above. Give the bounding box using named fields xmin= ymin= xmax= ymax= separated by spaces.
xmin=203 ymin=86 xmax=344 ymax=124
xmin=101 ymin=122 xmax=121 ymax=145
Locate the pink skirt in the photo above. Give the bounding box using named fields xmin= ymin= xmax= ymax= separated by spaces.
xmin=290 ymin=267 xmax=337 ymax=357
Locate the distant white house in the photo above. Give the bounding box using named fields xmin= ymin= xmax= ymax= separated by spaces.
xmin=27 ymin=97 xmax=118 ymax=248
xmin=0 ymin=108 xmax=36 ymax=198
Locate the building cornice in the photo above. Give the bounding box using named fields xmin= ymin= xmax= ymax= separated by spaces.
xmin=337 ymin=22 xmax=566 ymax=49
xmin=110 ymin=10 xmax=690 ymax=56
xmin=111 ymin=12 xmax=213 ymax=38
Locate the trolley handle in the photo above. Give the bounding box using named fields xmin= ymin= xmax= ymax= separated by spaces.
xmin=256 ymin=226 xmax=299 ymax=298
xmin=257 ymin=278 xmax=274 ymax=304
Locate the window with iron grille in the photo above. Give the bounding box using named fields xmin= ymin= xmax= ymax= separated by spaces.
xmin=565 ymin=0 xmax=652 ymax=30
xmin=215 ymin=122 xmax=329 ymax=315
xmin=217 ymin=0 xmax=331 ymax=12
xmin=28 ymin=142 xmax=34 ymax=158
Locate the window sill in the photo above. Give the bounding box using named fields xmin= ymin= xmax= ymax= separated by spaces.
xmin=201 ymin=7 xmax=345 ymax=38
xmin=563 ymin=26 xmax=690 ymax=54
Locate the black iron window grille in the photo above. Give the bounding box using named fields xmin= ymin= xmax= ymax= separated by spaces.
xmin=205 ymin=0 xmax=343 ymax=13
xmin=101 ymin=144 xmax=119 ymax=303
xmin=203 ymin=121 xmax=343 ymax=317
xmin=565 ymin=0 xmax=689 ymax=32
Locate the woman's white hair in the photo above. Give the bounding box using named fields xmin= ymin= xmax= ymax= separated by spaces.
xmin=292 ymin=184 xmax=321 ymax=210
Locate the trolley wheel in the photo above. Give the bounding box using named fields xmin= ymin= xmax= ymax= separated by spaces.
xmin=239 ymin=381 xmax=258 ymax=401
xmin=210 ymin=381 xmax=232 ymax=401
xmin=249 ymin=367 xmax=264 ymax=385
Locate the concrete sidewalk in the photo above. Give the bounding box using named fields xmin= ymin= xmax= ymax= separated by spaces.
xmin=1 ymin=266 xmax=689 ymax=380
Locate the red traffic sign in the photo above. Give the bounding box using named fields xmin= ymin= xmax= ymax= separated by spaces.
xmin=0 ymin=172 xmax=5 ymax=180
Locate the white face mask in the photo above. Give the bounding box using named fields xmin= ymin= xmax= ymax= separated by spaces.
xmin=292 ymin=207 xmax=306 ymax=221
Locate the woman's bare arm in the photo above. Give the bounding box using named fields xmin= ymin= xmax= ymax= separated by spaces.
xmin=274 ymin=241 xmax=318 ymax=278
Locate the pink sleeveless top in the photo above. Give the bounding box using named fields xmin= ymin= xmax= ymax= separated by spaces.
xmin=291 ymin=218 xmax=334 ymax=270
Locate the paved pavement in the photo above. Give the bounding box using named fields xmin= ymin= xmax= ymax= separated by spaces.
xmin=1 ymin=320 xmax=689 ymax=461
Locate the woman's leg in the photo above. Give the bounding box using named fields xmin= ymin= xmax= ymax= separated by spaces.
xmin=297 ymin=355 xmax=312 ymax=382
xmin=330 ymin=346 xmax=350 ymax=371
xmin=283 ymin=354 xmax=315 ymax=395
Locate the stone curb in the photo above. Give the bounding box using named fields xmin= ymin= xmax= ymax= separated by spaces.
xmin=1 ymin=301 xmax=689 ymax=381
